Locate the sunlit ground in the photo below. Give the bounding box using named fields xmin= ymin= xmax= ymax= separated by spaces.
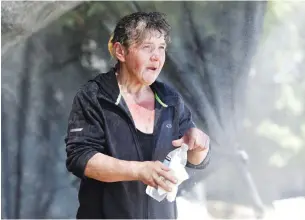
xmin=177 ymin=196 xmax=305 ymax=220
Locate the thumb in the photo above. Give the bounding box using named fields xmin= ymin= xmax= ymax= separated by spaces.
xmin=172 ymin=138 xmax=184 ymax=147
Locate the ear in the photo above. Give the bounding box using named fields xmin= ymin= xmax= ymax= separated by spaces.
xmin=113 ymin=42 xmax=126 ymax=62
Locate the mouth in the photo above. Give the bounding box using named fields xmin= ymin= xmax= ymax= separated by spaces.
xmin=147 ymin=67 xmax=157 ymax=71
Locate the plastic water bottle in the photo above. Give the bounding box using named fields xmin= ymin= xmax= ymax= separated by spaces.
xmin=146 ymin=143 xmax=189 ymax=202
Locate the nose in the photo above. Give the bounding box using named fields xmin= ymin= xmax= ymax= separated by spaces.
xmin=150 ymin=52 xmax=160 ymax=62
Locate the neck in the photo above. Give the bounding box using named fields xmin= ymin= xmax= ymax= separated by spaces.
xmin=116 ymin=66 xmax=152 ymax=98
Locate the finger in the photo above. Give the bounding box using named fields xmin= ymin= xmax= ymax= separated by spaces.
xmin=187 ymin=135 xmax=196 ymax=150
xmin=146 ymin=179 xmax=157 ymax=188
xmin=198 ymin=134 xmax=209 ymax=150
xmin=158 ymin=169 xmax=177 ymax=184
xmin=205 ymin=136 xmax=210 ymax=149
xmin=192 ymin=137 xmax=198 ymax=151
xmin=195 ymin=135 xmax=206 ymax=151
xmin=153 ymin=173 xmax=172 ymax=192
xmin=150 ymin=179 xmax=158 ymax=189
xmin=172 ymin=138 xmax=184 ymax=147
xmin=155 ymin=161 xmax=170 ymax=171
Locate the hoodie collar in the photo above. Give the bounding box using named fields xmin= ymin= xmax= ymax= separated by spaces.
xmin=92 ymin=68 xmax=178 ymax=107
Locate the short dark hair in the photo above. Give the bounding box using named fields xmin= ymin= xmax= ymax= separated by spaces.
xmin=111 ymin=12 xmax=171 ymax=48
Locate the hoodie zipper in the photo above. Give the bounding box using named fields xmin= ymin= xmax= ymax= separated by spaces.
xmin=99 ymin=96 xmax=148 ymax=219
xmin=99 ymin=96 xmax=143 ymax=158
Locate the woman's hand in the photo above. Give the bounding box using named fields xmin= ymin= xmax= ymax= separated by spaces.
xmin=172 ymin=128 xmax=209 ymax=152
xmin=172 ymin=128 xmax=210 ymax=165
xmin=135 ymin=161 xmax=177 ymax=192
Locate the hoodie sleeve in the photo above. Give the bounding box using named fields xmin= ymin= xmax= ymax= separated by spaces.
xmin=177 ymin=97 xmax=196 ymax=138
xmin=65 ymin=89 xmax=106 ymax=179
xmin=177 ymin=97 xmax=210 ymax=170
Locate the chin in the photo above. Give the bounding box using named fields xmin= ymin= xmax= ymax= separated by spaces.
xmin=141 ymin=71 xmax=160 ymax=85
xmin=142 ymin=77 xmax=158 ymax=86
xmin=148 ymin=75 xmax=160 ymax=84
xmin=143 ymin=79 xmax=155 ymax=86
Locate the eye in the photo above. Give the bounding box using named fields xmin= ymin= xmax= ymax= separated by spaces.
xmin=143 ymin=45 xmax=151 ymax=49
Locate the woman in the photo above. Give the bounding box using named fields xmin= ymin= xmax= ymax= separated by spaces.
xmin=65 ymin=12 xmax=210 ymax=219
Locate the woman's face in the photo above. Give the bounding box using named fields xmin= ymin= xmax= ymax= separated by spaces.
xmin=123 ymin=30 xmax=167 ymax=85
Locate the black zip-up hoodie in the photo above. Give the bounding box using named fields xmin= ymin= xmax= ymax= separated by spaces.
xmin=65 ymin=69 xmax=210 ymax=219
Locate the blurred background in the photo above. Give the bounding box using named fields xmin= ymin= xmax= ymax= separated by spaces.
xmin=1 ymin=1 xmax=305 ymax=219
